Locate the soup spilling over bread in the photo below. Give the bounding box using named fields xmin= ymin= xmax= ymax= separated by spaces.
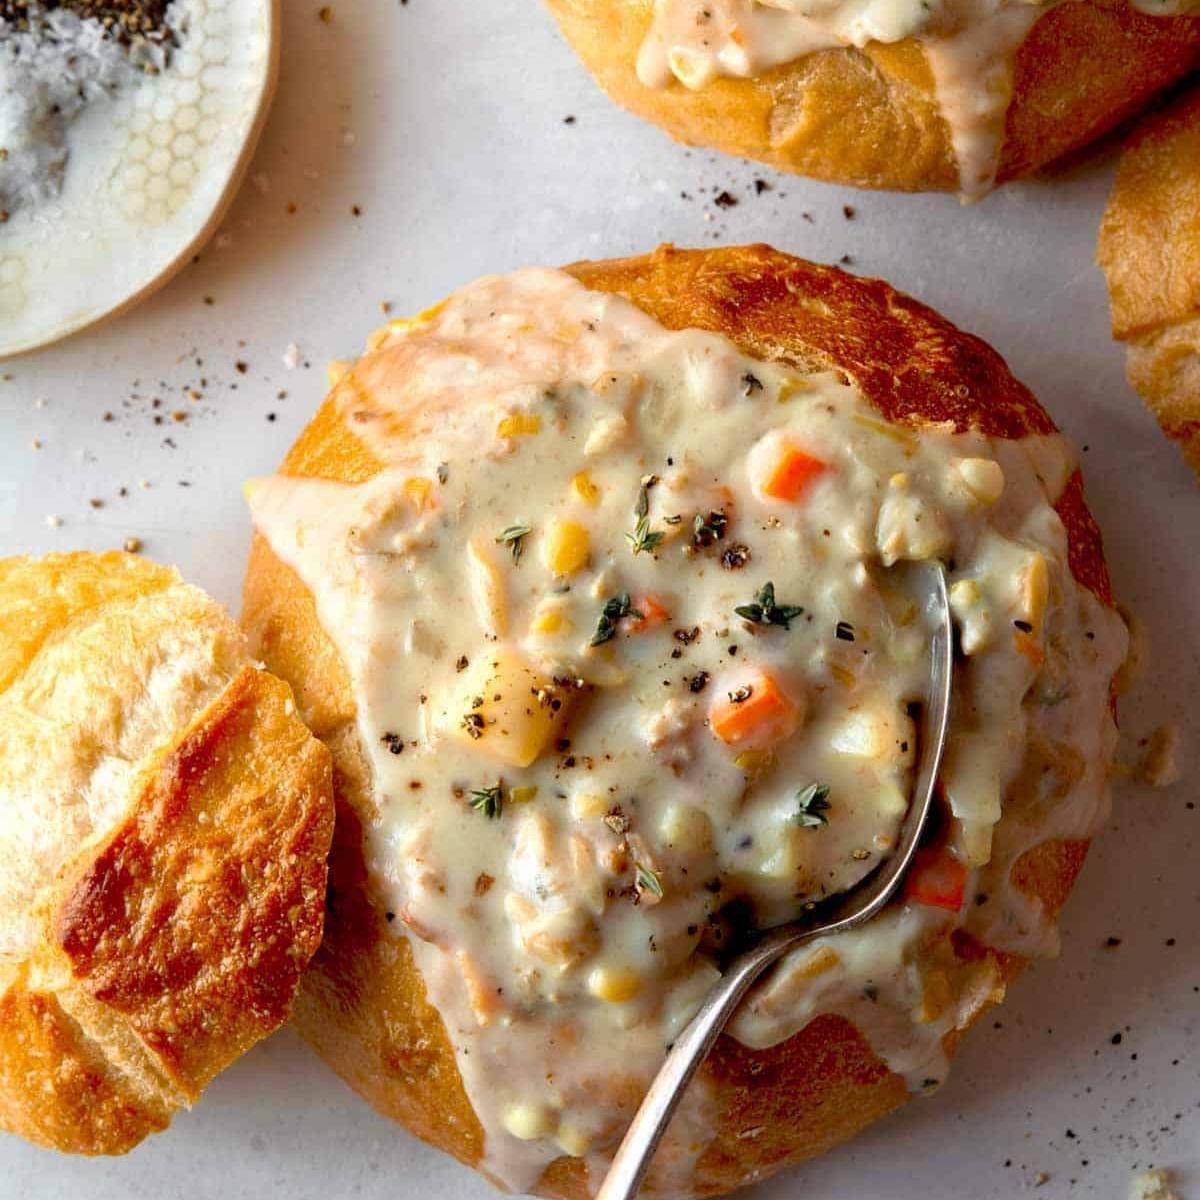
xmin=635 ymin=0 xmax=1200 ymax=197
xmin=247 ymin=268 xmax=1126 ymax=1193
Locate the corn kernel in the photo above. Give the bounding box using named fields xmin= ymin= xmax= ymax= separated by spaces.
xmin=326 ymin=359 xmax=352 ymax=387
xmin=502 ymin=1103 xmax=554 ymax=1141
xmin=956 ymin=457 xmax=1005 ymax=504
xmin=531 ymin=606 xmax=569 ymax=635
xmin=796 ymin=945 xmax=840 ymax=982
xmin=1019 ymin=552 xmax=1049 ymax=628
xmin=403 ymin=477 xmax=434 ymax=511
xmin=919 ymin=969 xmax=953 ymax=1024
xmin=668 ymin=47 xmax=708 ymax=88
xmin=776 ymin=376 xmax=812 ymax=404
xmin=853 ymin=413 xmax=915 ymax=445
xmin=587 ymin=965 xmax=643 ymax=1004
xmin=571 ymin=471 xmax=601 ymax=506
xmin=555 ymin=1121 xmax=593 ymax=1158
xmin=510 ymin=786 xmax=539 ymax=805
xmin=497 ymin=412 xmax=542 ymax=439
xmin=571 ymin=791 xmax=608 ymax=820
xmin=734 ymin=749 xmax=776 ymax=783
xmin=542 ymin=519 xmax=590 ymax=577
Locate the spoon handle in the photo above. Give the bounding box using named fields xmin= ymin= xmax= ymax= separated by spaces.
xmin=595 ymin=925 xmax=810 ymax=1200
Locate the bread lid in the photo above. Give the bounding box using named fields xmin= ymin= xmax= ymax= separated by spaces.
xmin=0 ymin=550 xmax=333 ymax=1155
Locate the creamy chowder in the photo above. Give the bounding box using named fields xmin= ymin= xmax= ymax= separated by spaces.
xmin=248 ymin=267 xmax=1126 ymax=1193
xmin=635 ymin=0 xmax=1197 ymax=197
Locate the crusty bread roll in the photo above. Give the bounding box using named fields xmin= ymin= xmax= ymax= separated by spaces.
xmin=1098 ymin=84 xmax=1200 ymax=481
xmin=545 ymin=0 xmax=1200 ymax=194
xmin=242 ymin=245 xmax=1125 ymax=1197
xmin=0 ymin=551 xmax=334 ymax=1155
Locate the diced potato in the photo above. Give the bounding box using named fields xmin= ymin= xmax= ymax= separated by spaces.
xmin=571 ymin=471 xmax=601 ymax=506
xmin=657 ymin=803 xmax=713 ymax=855
xmin=830 ymin=704 xmax=913 ymax=762
xmin=497 ymin=412 xmax=541 ymax=439
xmin=584 ymin=412 xmax=628 ymax=456
xmin=441 ymin=647 xmax=577 ymax=767
xmin=466 ymin=534 xmax=508 ymax=639
xmin=542 ymin=519 xmax=591 ymax=577
xmin=587 ymin=964 xmax=643 ymax=1004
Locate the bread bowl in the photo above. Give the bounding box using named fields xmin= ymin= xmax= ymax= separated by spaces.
xmin=0 ymin=550 xmax=334 ymax=1155
xmin=1098 ymin=83 xmax=1200 ymax=480
xmin=242 ymin=244 xmax=1127 ymax=1196
xmin=544 ymin=0 xmax=1200 ymax=196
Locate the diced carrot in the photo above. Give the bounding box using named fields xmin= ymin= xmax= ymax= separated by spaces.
xmin=904 ymin=848 xmax=967 ymax=912
xmin=1014 ymin=629 xmax=1045 ymax=669
xmin=709 ymin=670 xmax=801 ymax=749
xmin=759 ymin=443 xmax=827 ymax=502
xmin=627 ymin=594 xmax=672 ymax=634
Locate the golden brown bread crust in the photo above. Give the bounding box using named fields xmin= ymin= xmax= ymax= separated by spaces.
xmin=241 ymin=245 xmax=1114 ymax=1197
xmin=0 ymin=551 xmax=334 ymax=1155
xmin=544 ymin=0 xmax=1200 ymax=191
xmin=1099 ymin=84 xmax=1200 ymax=480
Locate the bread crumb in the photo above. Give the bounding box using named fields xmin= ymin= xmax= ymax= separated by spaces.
xmin=1131 ymin=1169 xmax=1182 ymax=1200
xmin=1137 ymin=724 xmax=1182 ymax=788
xmin=282 ymin=343 xmax=301 ymax=370
xmin=123 ymin=537 xmax=143 ymax=554
xmin=45 ymin=514 xmax=61 ymax=528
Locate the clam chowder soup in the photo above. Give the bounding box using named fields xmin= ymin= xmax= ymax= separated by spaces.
xmin=248 ymin=268 xmax=1126 ymax=1191
xmin=635 ymin=0 xmax=1199 ymax=197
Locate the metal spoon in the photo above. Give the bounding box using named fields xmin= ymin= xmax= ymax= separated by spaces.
xmin=595 ymin=561 xmax=954 ymax=1200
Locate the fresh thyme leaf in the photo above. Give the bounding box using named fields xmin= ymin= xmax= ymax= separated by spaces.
xmin=795 ymin=782 xmax=831 ymax=828
xmin=635 ymin=861 xmax=664 ymax=899
xmin=496 ymin=523 xmax=532 ymax=563
xmin=635 ymin=483 xmax=650 ymax=520
xmin=468 ymin=783 xmax=504 ymax=820
xmin=591 ymin=592 xmax=643 ymax=646
xmin=735 ymin=581 xmax=805 ymax=629
xmin=692 ymin=509 xmax=728 ymax=548
xmin=626 ymin=514 xmax=665 ymax=556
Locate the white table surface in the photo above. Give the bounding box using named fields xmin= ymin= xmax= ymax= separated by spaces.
xmin=2 ymin=3 xmax=1197 ymax=1198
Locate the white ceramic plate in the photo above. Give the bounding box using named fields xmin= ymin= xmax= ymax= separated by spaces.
xmin=0 ymin=0 xmax=279 ymax=359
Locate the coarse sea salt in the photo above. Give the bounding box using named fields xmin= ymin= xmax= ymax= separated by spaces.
xmin=0 ymin=3 xmax=174 ymax=217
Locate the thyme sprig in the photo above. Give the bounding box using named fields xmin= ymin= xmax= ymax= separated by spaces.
xmin=635 ymin=861 xmax=664 ymax=899
xmin=734 ymin=581 xmax=805 ymax=630
xmin=591 ymin=592 xmax=643 ymax=646
xmin=469 ymin=783 xmax=504 ymax=820
xmin=495 ymin=523 xmax=532 ymax=563
xmin=626 ymin=515 xmax=665 ymax=556
xmin=794 ymin=782 xmax=831 ymax=828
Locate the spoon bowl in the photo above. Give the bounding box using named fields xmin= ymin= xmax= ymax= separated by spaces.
xmin=596 ymin=560 xmax=954 ymax=1200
